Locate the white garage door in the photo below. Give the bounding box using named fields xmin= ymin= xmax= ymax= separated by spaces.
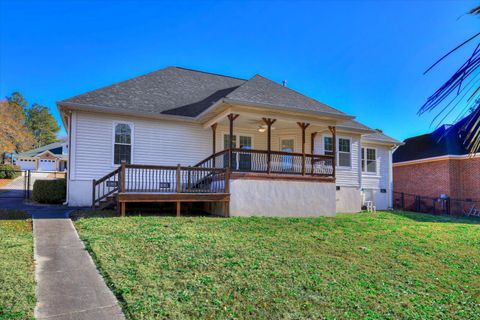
xmin=17 ymin=160 xmax=36 ymax=171
xmin=38 ymin=159 xmax=56 ymax=171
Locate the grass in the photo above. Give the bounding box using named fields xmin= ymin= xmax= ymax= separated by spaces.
xmin=0 ymin=210 xmax=35 ymax=320
xmin=74 ymin=211 xmax=480 ymax=320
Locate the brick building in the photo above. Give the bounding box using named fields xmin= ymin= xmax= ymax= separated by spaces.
xmin=393 ymin=113 xmax=479 ymax=213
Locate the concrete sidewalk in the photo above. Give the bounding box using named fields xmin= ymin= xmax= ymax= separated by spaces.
xmin=34 ymin=217 xmax=125 ymax=320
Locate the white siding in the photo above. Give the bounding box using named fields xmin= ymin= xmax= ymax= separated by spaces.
xmin=73 ymin=111 xmax=211 ymax=181
xmin=314 ymin=131 xmax=361 ymax=188
xmin=360 ymin=143 xmax=389 ymax=190
xmin=360 ymin=142 xmax=391 ymax=209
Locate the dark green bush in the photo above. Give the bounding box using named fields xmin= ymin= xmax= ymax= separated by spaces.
xmin=32 ymin=179 xmax=66 ymax=204
xmin=0 ymin=164 xmax=20 ymax=179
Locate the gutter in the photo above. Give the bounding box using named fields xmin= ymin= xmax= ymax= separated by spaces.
xmin=56 ymin=101 xmax=199 ymax=123
xmin=221 ymin=98 xmax=355 ymax=122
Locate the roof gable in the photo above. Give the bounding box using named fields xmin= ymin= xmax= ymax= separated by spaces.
xmin=17 ymin=142 xmax=65 ymax=157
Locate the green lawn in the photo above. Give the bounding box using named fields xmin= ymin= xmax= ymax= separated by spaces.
xmin=0 ymin=211 xmax=35 ymax=320
xmin=74 ymin=211 xmax=480 ymax=320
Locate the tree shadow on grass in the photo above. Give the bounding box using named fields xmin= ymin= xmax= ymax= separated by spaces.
xmin=70 ymin=208 xmax=221 ymax=221
xmin=389 ymin=210 xmax=480 ymax=225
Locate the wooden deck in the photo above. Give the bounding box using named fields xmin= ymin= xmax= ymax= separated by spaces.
xmin=118 ymin=192 xmax=230 ymax=217
xmin=92 ymin=145 xmax=335 ymax=217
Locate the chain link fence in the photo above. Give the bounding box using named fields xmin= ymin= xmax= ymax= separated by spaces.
xmin=393 ymin=191 xmax=480 ymax=217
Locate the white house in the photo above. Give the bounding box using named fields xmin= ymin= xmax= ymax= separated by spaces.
xmin=57 ymin=66 xmax=401 ymax=216
xmin=16 ymin=142 xmax=68 ymax=172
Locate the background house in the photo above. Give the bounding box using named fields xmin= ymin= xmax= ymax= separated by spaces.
xmin=15 ymin=142 xmax=68 ymax=172
xmin=393 ymin=113 xmax=480 ymax=212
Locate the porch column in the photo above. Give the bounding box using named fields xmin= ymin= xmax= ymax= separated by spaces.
xmin=227 ymin=114 xmax=239 ymax=169
xmin=328 ymin=126 xmax=337 ymax=178
xmin=211 ymin=123 xmax=217 ymax=166
xmin=262 ymin=118 xmax=276 ymax=174
xmin=297 ymin=122 xmax=310 ymax=176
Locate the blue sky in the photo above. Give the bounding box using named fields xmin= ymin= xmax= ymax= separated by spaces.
xmin=0 ymin=0 xmax=478 ymax=140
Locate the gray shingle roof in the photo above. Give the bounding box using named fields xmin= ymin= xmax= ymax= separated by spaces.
xmin=363 ymin=131 xmax=403 ymax=145
xmin=338 ymin=120 xmax=402 ymax=145
xmin=17 ymin=142 xmax=64 ymax=157
xmin=225 ymin=75 xmax=349 ymax=117
xmin=60 ymin=67 xmax=245 ymax=117
xmin=59 ymin=66 xmax=352 ymax=118
xmin=337 ymin=120 xmax=373 ymax=132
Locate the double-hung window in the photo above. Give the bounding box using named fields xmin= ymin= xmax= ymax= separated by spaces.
xmin=324 ymin=136 xmax=351 ymax=167
xmin=114 ymin=123 xmax=132 ymax=165
xmin=338 ymin=138 xmax=351 ymax=167
xmin=324 ymin=137 xmax=333 ymax=156
xmin=362 ymin=147 xmax=377 ymax=173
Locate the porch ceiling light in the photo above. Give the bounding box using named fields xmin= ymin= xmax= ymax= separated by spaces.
xmin=258 ymin=124 xmax=275 ymax=133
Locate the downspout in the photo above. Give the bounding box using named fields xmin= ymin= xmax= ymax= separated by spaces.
xmin=63 ymin=112 xmax=72 ymax=206
xmin=388 ymin=145 xmax=400 ymax=209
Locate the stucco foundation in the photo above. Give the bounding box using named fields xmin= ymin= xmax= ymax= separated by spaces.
xmin=336 ymin=187 xmax=361 ymax=213
xmin=68 ymin=180 xmax=92 ymax=207
xmin=229 ymin=179 xmax=336 ymax=217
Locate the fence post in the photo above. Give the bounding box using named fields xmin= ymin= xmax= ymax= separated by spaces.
xmin=91 ymin=179 xmax=96 ymax=208
xmin=176 ymin=164 xmax=181 ymax=193
xmin=401 ymin=192 xmax=405 ymax=210
xmin=27 ymin=170 xmax=31 ymax=199
xmin=446 ymin=198 xmax=451 ymax=215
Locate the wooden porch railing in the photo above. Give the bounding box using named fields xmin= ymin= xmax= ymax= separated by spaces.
xmin=92 ymin=163 xmax=229 ymax=208
xmin=195 ymin=148 xmax=334 ymax=177
xmin=121 ymin=164 xmax=229 ymax=193
xmin=92 ymin=167 xmax=121 ymax=208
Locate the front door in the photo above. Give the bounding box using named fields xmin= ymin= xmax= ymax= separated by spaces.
xmin=280 ymin=138 xmax=294 ymax=171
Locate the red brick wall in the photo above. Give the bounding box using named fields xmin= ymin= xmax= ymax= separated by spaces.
xmin=459 ymin=157 xmax=480 ymax=200
xmin=393 ymin=157 xmax=480 ymax=201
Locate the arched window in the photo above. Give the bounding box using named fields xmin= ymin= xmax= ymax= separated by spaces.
xmin=114 ymin=123 xmax=132 ymax=164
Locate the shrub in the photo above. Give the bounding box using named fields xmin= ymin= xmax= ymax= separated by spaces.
xmin=32 ymin=179 xmax=66 ymax=204
xmin=0 ymin=164 xmax=20 ymax=179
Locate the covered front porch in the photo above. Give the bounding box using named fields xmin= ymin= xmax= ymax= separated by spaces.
xmin=198 ymin=106 xmax=338 ymax=180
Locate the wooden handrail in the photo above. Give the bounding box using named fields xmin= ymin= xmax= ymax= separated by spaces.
xmin=230 ymin=148 xmax=334 ymax=159
xmin=194 ymin=149 xmax=229 ymax=167
xmin=125 ymin=163 xmax=226 ymax=172
xmin=194 ymin=148 xmax=334 ymax=169
xmin=95 ymin=167 xmax=121 ymax=184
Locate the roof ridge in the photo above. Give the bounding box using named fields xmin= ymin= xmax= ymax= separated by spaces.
xmin=241 ymin=74 xmax=349 ymax=116
xmin=59 ymin=66 xmax=175 ymax=103
xmin=174 ymin=66 xmax=248 ymax=81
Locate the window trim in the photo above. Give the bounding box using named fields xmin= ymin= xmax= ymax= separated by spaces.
xmin=321 ymin=134 xmax=352 ymax=168
xmin=112 ymin=121 xmax=134 ymax=167
xmin=362 ymin=147 xmax=378 ymax=174
xmin=323 ymin=136 xmax=334 ymax=156
xmin=278 ymin=136 xmax=297 ymax=152
xmin=337 ymin=137 xmax=352 ymax=168
xmin=222 ymin=132 xmax=255 ymax=150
